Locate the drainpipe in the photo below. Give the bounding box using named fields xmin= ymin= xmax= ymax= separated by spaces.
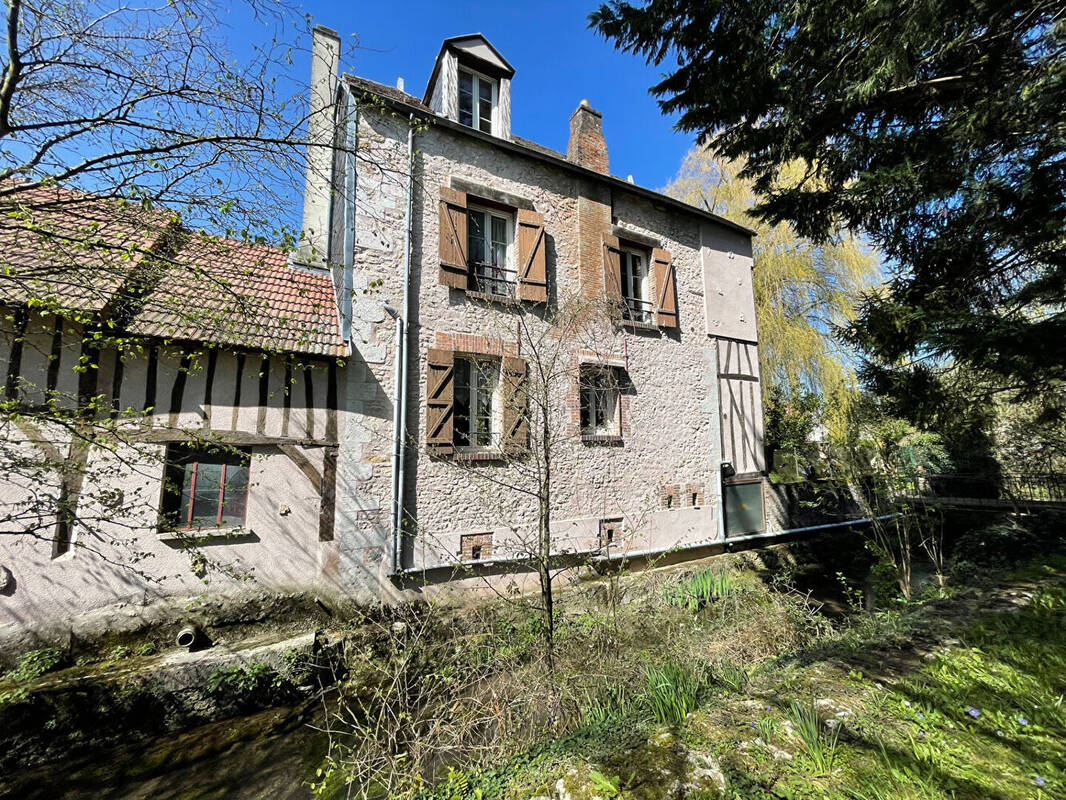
xmin=398 ymin=513 xmax=900 ymax=576
xmin=390 ymin=114 xmax=416 ymax=575
xmin=383 ymin=301 xmax=401 ymax=570
xmin=338 ymin=84 xmax=358 ymax=345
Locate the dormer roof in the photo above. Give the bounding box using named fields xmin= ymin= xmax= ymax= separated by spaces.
xmin=423 ymin=33 xmax=515 ymax=105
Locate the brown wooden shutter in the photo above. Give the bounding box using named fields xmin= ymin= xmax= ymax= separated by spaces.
xmin=652 ymin=247 xmax=678 ymax=329
xmin=426 ymin=348 xmax=455 ymax=453
xmin=602 ymin=233 xmax=622 ymax=304
xmin=516 ymin=209 xmax=547 ymax=303
xmin=501 ymin=355 xmax=528 ymax=453
xmin=438 ymin=187 xmax=469 ymax=289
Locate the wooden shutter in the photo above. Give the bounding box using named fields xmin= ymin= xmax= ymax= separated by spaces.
xmin=602 ymin=233 xmax=622 ymax=304
xmin=438 ymin=187 xmax=469 ymax=289
xmin=501 ymin=355 xmax=528 ymax=453
xmin=426 ymin=348 xmax=455 ymax=453
xmin=652 ymin=247 xmax=678 ymax=329
xmin=516 ymin=209 xmax=547 ymax=303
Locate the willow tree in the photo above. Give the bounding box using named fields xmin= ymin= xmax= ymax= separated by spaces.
xmin=665 ymin=150 xmax=879 ymax=431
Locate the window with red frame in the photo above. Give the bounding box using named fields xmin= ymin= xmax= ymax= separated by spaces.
xmin=160 ymin=445 xmax=250 ymax=531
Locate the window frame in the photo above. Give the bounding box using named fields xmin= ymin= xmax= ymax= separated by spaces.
xmin=466 ymin=204 xmax=516 ymax=298
xmin=453 ymin=355 xmax=502 ymax=452
xmin=159 ymin=444 xmax=251 ymax=532
xmin=619 ymin=246 xmax=653 ymax=324
xmin=458 ymin=67 xmax=498 ymax=134
xmin=579 ymin=367 xmax=621 ymax=438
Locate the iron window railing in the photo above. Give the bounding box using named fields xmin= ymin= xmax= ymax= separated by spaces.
xmin=622 ymin=295 xmax=654 ymax=324
xmin=470 ymin=262 xmax=517 ymax=299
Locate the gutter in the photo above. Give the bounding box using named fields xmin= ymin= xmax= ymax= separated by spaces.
xmin=395 ymin=513 xmax=898 ymax=578
xmin=389 ymin=113 xmax=417 ymax=575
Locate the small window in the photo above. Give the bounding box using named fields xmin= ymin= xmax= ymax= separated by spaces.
xmin=458 ymin=69 xmax=496 ymax=134
xmin=599 ymin=518 xmax=622 ymax=548
xmin=619 ymin=248 xmax=652 ymax=323
xmin=580 ymin=367 xmax=620 ymax=438
xmin=161 ymin=445 xmax=250 ymax=531
xmin=460 ymin=532 xmax=493 ymax=561
xmin=454 ymin=357 xmax=500 ymax=449
xmin=467 ymin=206 xmax=515 ymax=297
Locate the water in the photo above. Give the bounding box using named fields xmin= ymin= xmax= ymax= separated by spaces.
xmin=2 ymin=705 xmax=326 ymax=800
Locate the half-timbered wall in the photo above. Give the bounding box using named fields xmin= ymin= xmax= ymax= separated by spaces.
xmin=0 ymin=315 xmax=352 ymax=629
xmin=717 ymin=338 xmax=766 ymax=477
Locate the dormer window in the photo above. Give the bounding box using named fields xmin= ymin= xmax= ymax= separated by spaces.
xmin=458 ymin=68 xmax=496 ymax=134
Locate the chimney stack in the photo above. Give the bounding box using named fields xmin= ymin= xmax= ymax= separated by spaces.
xmin=295 ymin=24 xmax=341 ymax=268
xmin=567 ymin=100 xmax=609 ymax=175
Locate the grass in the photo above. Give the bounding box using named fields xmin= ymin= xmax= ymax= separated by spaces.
xmin=316 ymin=547 xmax=1066 ymax=800
xmin=788 ymin=698 xmax=840 ymax=775
xmin=644 ymin=660 xmax=704 ymax=725
xmin=665 ymin=568 xmax=737 ymax=611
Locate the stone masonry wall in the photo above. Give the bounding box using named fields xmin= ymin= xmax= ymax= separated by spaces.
xmin=341 ymin=106 xmax=756 ymax=580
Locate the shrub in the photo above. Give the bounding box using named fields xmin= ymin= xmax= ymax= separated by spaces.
xmin=644 ymin=661 xmax=703 ymax=725
xmin=951 ymin=518 xmax=1042 ymax=570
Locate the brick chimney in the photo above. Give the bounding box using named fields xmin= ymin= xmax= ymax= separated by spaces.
xmin=294 ymin=24 xmax=341 ymax=268
xmin=568 ymin=100 xmax=609 ymax=175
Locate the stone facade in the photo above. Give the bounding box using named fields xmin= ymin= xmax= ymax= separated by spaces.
xmin=325 ymin=33 xmax=769 ymax=585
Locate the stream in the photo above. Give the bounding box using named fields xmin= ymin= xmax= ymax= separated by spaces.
xmin=1 ymin=703 xmax=327 ymax=800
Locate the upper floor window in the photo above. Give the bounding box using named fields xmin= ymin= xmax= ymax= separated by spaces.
xmin=161 ymin=445 xmax=250 ymax=531
xmin=620 ymin=248 xmax=652 ymax=324
xmin=454 ymin=356 xmax=500 ymax=450
xmin=467 ymin=206 xmax=515 ymax=297
xmin=459 ymin=69 xmax=496 ymax=134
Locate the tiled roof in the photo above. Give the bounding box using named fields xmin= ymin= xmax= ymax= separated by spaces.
xmin=0 ymin=184 xmax=346 ymax=358
xmin=128 ymin=234 xmax=346 ymax=357
xmin=0 ymin=183 xmax=172 ymax=313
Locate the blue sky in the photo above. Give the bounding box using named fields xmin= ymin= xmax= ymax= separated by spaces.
xmin=228 ymin=0 xmax=697 ymax=193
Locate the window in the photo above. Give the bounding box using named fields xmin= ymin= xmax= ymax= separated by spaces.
xmin=454 ymin=357 xmax=500 ymax=449
xmin=619 ymin=248 xmax=652 ymax=323
xmin=460 ymin=532 xmax=493 ymax=561
xmin=599 ymin=518 xmax=623 ymax=548
xmin=161 ymin=445 xmax=250 ymax=531
xmin=580 ymin=367 xmax=620 ymax=437
xmin=467 ymin=206 xmax=515 ymax=297
xmin=458 ymin=69 xmax=496 ymax=134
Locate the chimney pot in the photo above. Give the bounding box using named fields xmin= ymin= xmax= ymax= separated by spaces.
xmin=567 ymin=101 xmax=609 ymax=175
xmin=396 ymin=77 xmax=405 ymax=92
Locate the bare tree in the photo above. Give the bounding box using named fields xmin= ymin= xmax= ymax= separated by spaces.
xmin=0 ymin=1 xmax=349 ymax=574
xmin=411 ymin=293 xmax=651 ymax=678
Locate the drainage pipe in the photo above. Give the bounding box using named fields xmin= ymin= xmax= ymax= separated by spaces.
xmin=397 ymin=513 xmax=899 ymax=577
xmin=390 ymin=114 xmax=416 ymax=575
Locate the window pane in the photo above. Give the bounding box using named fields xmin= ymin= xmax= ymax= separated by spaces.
xmin=631 ymin=254 xmax=644 ymax=300
xmin=478 ymin=78 xmax=493 ymax=133
xmin=220 ymin=463 xmax=249 ymax=527
xmin=580 ymin=387 xmax=592 ymax=431
xmin=474 ymin=362 xmax=496 ymax=446
xmin=177 ymin=462 xmax=195 ymax=526
xmin=490 ymin=215 xmax=508 ymax=268
xmin=191 ymin=462 xmax=222 ymax=527
xmin=467 ymin=210 xmax=486 ymax=265
xmin=454 ymin=358 xmax=471 ymax=446
xmin=459 ymin=71 xmax=474 ymax=127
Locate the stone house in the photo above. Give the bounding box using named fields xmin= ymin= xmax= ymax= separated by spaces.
xmin=300 ymin=28 xmax=768 ymax=584
xmin=0 ymin=29 xmax=768 ymax=637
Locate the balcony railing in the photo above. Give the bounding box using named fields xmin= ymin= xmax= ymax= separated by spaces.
xmin=622 ymin=295 xmax=654 ymax=324
xmin=470 ymin=262 xmax=517 ymax=299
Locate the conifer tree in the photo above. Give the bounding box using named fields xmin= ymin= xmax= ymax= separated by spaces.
xmin=593 ymin=1 xmax=1066 ymax=419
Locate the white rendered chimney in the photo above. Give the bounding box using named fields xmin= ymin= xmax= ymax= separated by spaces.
xmin=295 ymin=25 xmax=341 ymax=268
